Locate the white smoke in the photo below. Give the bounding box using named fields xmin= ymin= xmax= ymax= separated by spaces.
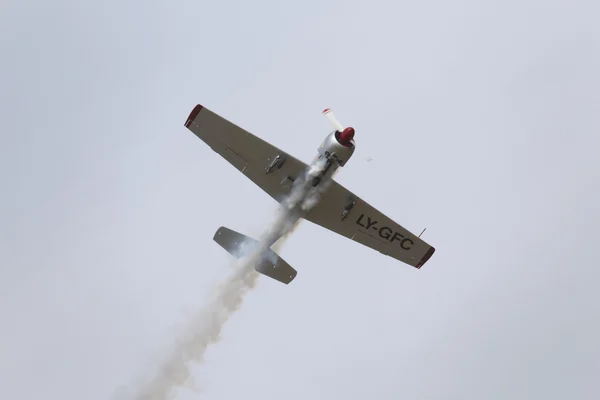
xmin=124 ymin=160 xmax=333 ymax=400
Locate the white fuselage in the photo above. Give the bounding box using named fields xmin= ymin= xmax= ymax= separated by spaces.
xmin=264 ymin=130 xmax=356 ymax=248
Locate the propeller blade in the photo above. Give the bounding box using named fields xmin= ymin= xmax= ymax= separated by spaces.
xmin=322 ymin=108 xmax=345 ymax=132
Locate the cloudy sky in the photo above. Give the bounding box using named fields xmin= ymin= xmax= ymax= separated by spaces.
xmin=1 ymin=0 xmax=599 ymax=399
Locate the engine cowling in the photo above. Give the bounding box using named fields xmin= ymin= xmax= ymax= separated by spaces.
xmin=317 ymin=129 xmax=356 ymax=167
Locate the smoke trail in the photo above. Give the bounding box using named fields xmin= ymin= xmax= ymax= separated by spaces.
xmin=129 ymin=220 xmax=300 ymax=400
xmin=127 ymin=159 xmax=331 ymax=400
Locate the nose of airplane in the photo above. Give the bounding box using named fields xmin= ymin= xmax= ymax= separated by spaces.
xmin=340 ymin=127 xmax=355 ymax=142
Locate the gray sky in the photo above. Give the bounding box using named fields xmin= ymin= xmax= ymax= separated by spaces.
xmin=1 ymin=0 xmax=599 ymax=399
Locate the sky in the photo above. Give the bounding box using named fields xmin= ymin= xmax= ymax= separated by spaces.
xmin=1 ymin=0 xmax=599 ymax=399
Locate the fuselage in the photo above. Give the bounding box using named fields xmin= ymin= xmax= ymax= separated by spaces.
xmin=264 ymin=129 xmax=356 ymax=249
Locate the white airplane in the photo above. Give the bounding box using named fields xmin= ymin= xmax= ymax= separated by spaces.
xmin=184 ymin=104 xmax=435 ymax=284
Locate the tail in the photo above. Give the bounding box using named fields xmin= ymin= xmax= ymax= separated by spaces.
xmin=213 ymin=226 xmax=297 ymax=285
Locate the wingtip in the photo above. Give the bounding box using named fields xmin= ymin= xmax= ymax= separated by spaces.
xmin=416 ymin=246 xmax=436 ymax=269
xmin=184 ymin=104 xmax=203 ymax=127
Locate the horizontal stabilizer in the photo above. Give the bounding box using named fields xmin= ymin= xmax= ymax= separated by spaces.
xmin=213 ymin=226 xmax=297 ymax=285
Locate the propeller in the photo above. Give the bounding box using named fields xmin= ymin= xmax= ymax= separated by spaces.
xmin=322 ymin=108 xmax=345 ymax=132
xmin=322 ymin=108 xmax=355 ymax=144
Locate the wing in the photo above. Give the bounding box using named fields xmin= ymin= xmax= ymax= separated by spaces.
xmin=303 ymin=179 xmax=435 ymax=268
xmin=185 ymin=104 xmax=309 ymax=203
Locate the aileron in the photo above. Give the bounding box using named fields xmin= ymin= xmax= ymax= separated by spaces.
xmin=304 ymin=179 xmax=435 ymax=268
xmin=185 ymin=104 xmax=309 ymax=203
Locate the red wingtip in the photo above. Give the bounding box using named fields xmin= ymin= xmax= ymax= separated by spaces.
xmin=416 ymin=246 xmax=436 ymax=269
xmin=185 ymin=104 xmax=203 ymax=127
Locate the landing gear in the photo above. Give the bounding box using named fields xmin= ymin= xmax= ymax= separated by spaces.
xmin=265 ymin=155 xmax=286 ymax=174
xmin=340 ymin=196 xmax=356 ymax=220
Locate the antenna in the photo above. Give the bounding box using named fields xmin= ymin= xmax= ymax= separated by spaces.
xmin=418 ymin=228 xmax=427 ymax=238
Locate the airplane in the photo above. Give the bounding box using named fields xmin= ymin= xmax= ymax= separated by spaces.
xmin=184 ymin=104 xmax=435 ymax=284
